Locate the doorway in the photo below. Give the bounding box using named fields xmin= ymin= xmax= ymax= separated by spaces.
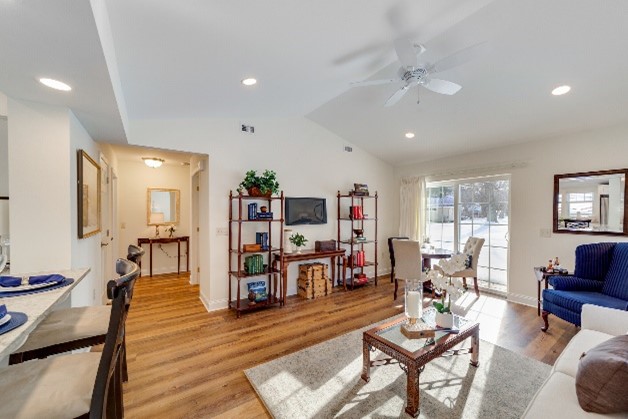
xmin=100 ymin=155 xmax=113 ymax=303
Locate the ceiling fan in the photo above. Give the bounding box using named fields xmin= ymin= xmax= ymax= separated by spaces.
xmin=350 ymin=39 xmax=487 ymax=107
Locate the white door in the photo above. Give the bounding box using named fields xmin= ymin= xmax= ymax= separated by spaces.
xmin=191 ymin=172 xmax=200 ymax=283
xmin=100 ymin=156 xmax=112 ymax=303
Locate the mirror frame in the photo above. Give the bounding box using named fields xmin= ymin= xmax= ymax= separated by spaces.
xmin=553 ymin=168 xmax=628 ymax=236
xmin=147 ymin=188 xmax=180 ymax=226
xmin=77 ymin=149 xmax=102 ymax=239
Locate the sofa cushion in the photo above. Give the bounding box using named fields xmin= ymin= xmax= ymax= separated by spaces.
xmin=521 ymin=371 xmax=625 ymax=419
xmin=574 ymin=242 xmax=616 ymax=281
xmin=576 ymin=335 xmax=628 ymax=414
xmin=543 ymin=290 xmax=628 ymax=314
xmin=553 ymin=329 xmax=614 ymax=378
xmin=602 ymin=243 xmax=628 ymax=300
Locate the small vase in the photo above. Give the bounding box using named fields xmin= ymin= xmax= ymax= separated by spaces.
xmin=295 ymin=245 xmax=302 ymax=254
xmin=435 ymin=311 xmax=454 ymax=328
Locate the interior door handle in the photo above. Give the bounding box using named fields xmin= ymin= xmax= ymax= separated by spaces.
xmin=100 ymin=242 xmax=109 ymax=247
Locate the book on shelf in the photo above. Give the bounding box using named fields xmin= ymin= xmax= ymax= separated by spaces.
xmin=248 ymin=203 xmax=257 ymax=220
xmin=256 ymin=212 xmax=273 ymax=219
xmin=255 ymin=232 xmax=269 ymax=250
xmin=349 ymin=206 xmax=363 ymax=220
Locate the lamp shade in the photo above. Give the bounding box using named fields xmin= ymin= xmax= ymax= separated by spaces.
xmin=149 ymin=212 xmax=165 ymax=225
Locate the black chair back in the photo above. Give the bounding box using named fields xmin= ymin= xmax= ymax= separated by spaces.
xmin=126 ymin=244 xmax=145 ymax=265
xmin=90 ymin=260 xmax=139 ymax=418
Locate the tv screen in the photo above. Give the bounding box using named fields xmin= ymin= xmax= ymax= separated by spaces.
xmin=285 ymin=197 xmax=327 ymax=225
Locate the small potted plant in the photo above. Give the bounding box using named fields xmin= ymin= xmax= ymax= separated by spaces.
xmin=426 ymin=253 xmax=468 ymax=328
xmin=289 ymin=232 xmax=308 ymax=254
xmin=237 ymin=169 xmax=279 ymax=197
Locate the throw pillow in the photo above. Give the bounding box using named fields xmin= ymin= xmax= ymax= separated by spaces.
xmin=575 ymin=335 xmax=628 ymax=414
xmin=465 ymin=253 xmax=473 ymax=269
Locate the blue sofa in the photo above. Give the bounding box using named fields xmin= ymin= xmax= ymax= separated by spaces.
xmin=541 ymin=242 xmax=628 ymax=331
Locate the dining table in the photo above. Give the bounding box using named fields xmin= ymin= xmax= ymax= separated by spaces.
xmin=0 ymin=267 xmax=90 ymax=362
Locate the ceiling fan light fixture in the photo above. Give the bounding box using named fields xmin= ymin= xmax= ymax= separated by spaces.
xmin=551 ymin=85 xmax=571 ymax=96
xmin=405 ymin=132 xmax=415 ymax=139
xmin=143 ymin=157 xmax=164 ymax=168
xmin=38 ymin=77 xmax=72 ymax=91
xmin=241 ymin=78 xmax=257 ymax=86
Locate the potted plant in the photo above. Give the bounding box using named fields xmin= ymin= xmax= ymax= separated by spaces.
xmin=426 ymin=253 xmax=468 ymax=328
xmin=237 ymin=170 xmax=279 ymax=197
xmin=289 ymin=232 xmax=308 ymax=254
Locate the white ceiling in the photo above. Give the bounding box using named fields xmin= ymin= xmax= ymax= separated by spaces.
xmin=3 ymin=0 xmax=628 ymax=165
xmin=0 ymin=0 xmax=126 ymax=143
xmin=109 ymin=144 xmax=198 ymax=167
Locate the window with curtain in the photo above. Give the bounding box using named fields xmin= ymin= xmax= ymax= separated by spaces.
xmin=426 ymin=176 xmax=510 ymax=292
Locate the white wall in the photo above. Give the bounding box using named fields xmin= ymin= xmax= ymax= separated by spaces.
xmin=7 ymin=98 xmax=73 ymax=272
xmin=0 ymin=117 xmax=8 ymax=242
xmin=117 ymin=159 xmax=191 ymax=275
xmin=395 ymin=123 xmax=628 ymax=306
xmin=69 ymin=111 xmax=102 ymax=307
xmin=128 ymin=117 xmax=397 ymax=310
xmin=7 ymin=98 xmax=101 ymax=308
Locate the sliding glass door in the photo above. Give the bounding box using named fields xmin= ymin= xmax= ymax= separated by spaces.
xmin=426 ymin=176 xmax=510 ymax=292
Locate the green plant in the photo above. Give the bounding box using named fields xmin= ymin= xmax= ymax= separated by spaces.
xmin=237 ymin=169 xmax=279 ymax=195
xmin=289 ymin=232 xmax=307 ymax=247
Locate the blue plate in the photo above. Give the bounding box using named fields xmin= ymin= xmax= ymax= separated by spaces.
xmin=0 ymin=278 xmax=74 ymax=298
xmin=0 ymin=312 xmax=27 ymax=336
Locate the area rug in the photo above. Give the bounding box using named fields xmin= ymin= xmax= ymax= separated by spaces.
xmin=245 ymin=321 xmax=550 ymax=418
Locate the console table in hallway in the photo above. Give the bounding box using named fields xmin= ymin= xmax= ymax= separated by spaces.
xmin=137 ymin=236 xmax=190 ymax=277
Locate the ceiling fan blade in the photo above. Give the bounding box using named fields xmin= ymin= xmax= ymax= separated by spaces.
xmin=393 ymin=38 xmax=418 ymax=69
xmin=350 ymin=78 xmax=400 ymax=87
xmin=430 ymin=42 xmax=489 ymax=74
xmin=384 ymin=85 xmax=411 ymax=107
xmin=422 ymin=79 xmax=462 ymax=95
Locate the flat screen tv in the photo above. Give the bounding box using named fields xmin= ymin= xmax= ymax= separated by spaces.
xmin=285 ymin=197 xmax=327 ymax=225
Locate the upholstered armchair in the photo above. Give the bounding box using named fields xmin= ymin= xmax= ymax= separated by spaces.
xmin=392 ymin=239 xmax=423 ymax=300
xmin=542 ymin=242 xmax=628 ymax=331
xmin=387 ymin=236 xmax=409 ymax=283
xmin=438 ymin=237 xmax=485 ymax=297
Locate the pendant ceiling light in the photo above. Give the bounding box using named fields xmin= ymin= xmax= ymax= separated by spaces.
xmin=143 ymin=157 xmax=164 ymax=168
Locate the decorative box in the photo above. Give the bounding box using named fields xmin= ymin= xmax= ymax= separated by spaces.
xmin=315 ymin=240 xmax=336 ymax=252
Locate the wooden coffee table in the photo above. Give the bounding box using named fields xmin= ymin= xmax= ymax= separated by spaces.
xmin=361 ymin=308 xmax=480 ymax=417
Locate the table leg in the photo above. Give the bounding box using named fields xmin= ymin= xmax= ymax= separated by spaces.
xmin=282 ymin=261 xmax=289 ymax=305
xmin=186 ymin=239 xmax=189 ymax=272
xmin=470 ymin=328 xmax=480 ymax=367
xmin=177 ymin=240 xmax=181 ymax=275
xmin=331 ymin=256 xmax=336 ymax=288
xmin=272 ymin=258 xmax=279 ymax=305
xmin=149 ymin=242 xmax=153 ymax=277
xmin=361 ymin=338 xmax=370 ymax=383
xmin=537 ymin=280 xmax=541 ymax=316
xmin=405 ymin=363 xmax=420 ymax=418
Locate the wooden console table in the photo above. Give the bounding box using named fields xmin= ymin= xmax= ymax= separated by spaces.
xmin=137 ymin=236 xmax=189 ymax=277
xmin=273 ymin=249 xmax=345 ymax=305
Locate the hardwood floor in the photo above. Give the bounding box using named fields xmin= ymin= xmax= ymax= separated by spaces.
xmin=123 ymin=274 xmax=578 ymax=418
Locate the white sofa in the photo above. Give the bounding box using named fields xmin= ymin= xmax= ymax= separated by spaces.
xmin=522 ymin=304 xmax=628 ymax=418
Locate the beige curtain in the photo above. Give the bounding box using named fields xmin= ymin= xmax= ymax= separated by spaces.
xmin=399 ymin=176 xmax=425 ymax=241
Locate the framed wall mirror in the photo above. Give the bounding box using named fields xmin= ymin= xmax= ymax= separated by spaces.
xmin=553 ymin=168 xmax=627 ymax=236
xmin=78 ymin=149 xmax=101 ymax=238
xmin=147 ymin=188 xmax=180 ymax=226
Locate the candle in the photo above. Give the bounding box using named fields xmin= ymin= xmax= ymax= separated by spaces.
xmin=406 ymin=290 xmax=421 ymax=318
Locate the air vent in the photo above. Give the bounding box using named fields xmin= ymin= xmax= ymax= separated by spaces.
xmin=344 ymin=146 xmax=353 ymax=152
xmin=241 ymin=124 xmax=255 ymax=134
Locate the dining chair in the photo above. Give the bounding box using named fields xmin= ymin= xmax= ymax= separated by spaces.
xmin=392 ymin=239 xmax=423 ymax=300
xmin=444 ymin=237 xmax=485 ymax=297
xmin=387 ymin=236 xmax=409 ymax=283
xmin=0 ymin=259 xmax=138 ymax=419
xmin=9 ymin=245 xmax=144 ymax=383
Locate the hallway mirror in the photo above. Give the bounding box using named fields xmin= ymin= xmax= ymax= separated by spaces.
xmin=553 ymin=169 xmax=627 ymax=236
xmin=147 ymin=188 xmax=180 ymax=225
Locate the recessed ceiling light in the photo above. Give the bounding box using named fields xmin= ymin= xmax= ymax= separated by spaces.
xmin=241 ymin=78 xmax=257 ymax=86
xmin=551 ymin=85 xmax=571 ymax=96
xmin=38 ymin=78 xmax=72 ymax=91
xmin=142 ymin=157 xmax=164 ymax=168
xmin=405 ymin=132 xmax=415 ymax=139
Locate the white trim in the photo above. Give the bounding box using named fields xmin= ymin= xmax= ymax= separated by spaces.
xmin=507 ymin=292 xmax=537 ymax=308
xmin=199 ymin=290 xmax=228 ymax=312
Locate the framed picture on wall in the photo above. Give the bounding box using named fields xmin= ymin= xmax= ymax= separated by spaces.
xmin=77 ymin=149 xmax=101 ymax=238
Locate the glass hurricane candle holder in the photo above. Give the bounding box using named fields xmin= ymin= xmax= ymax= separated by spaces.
xmin=401 ymin=278 xmax=430 ymax=337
